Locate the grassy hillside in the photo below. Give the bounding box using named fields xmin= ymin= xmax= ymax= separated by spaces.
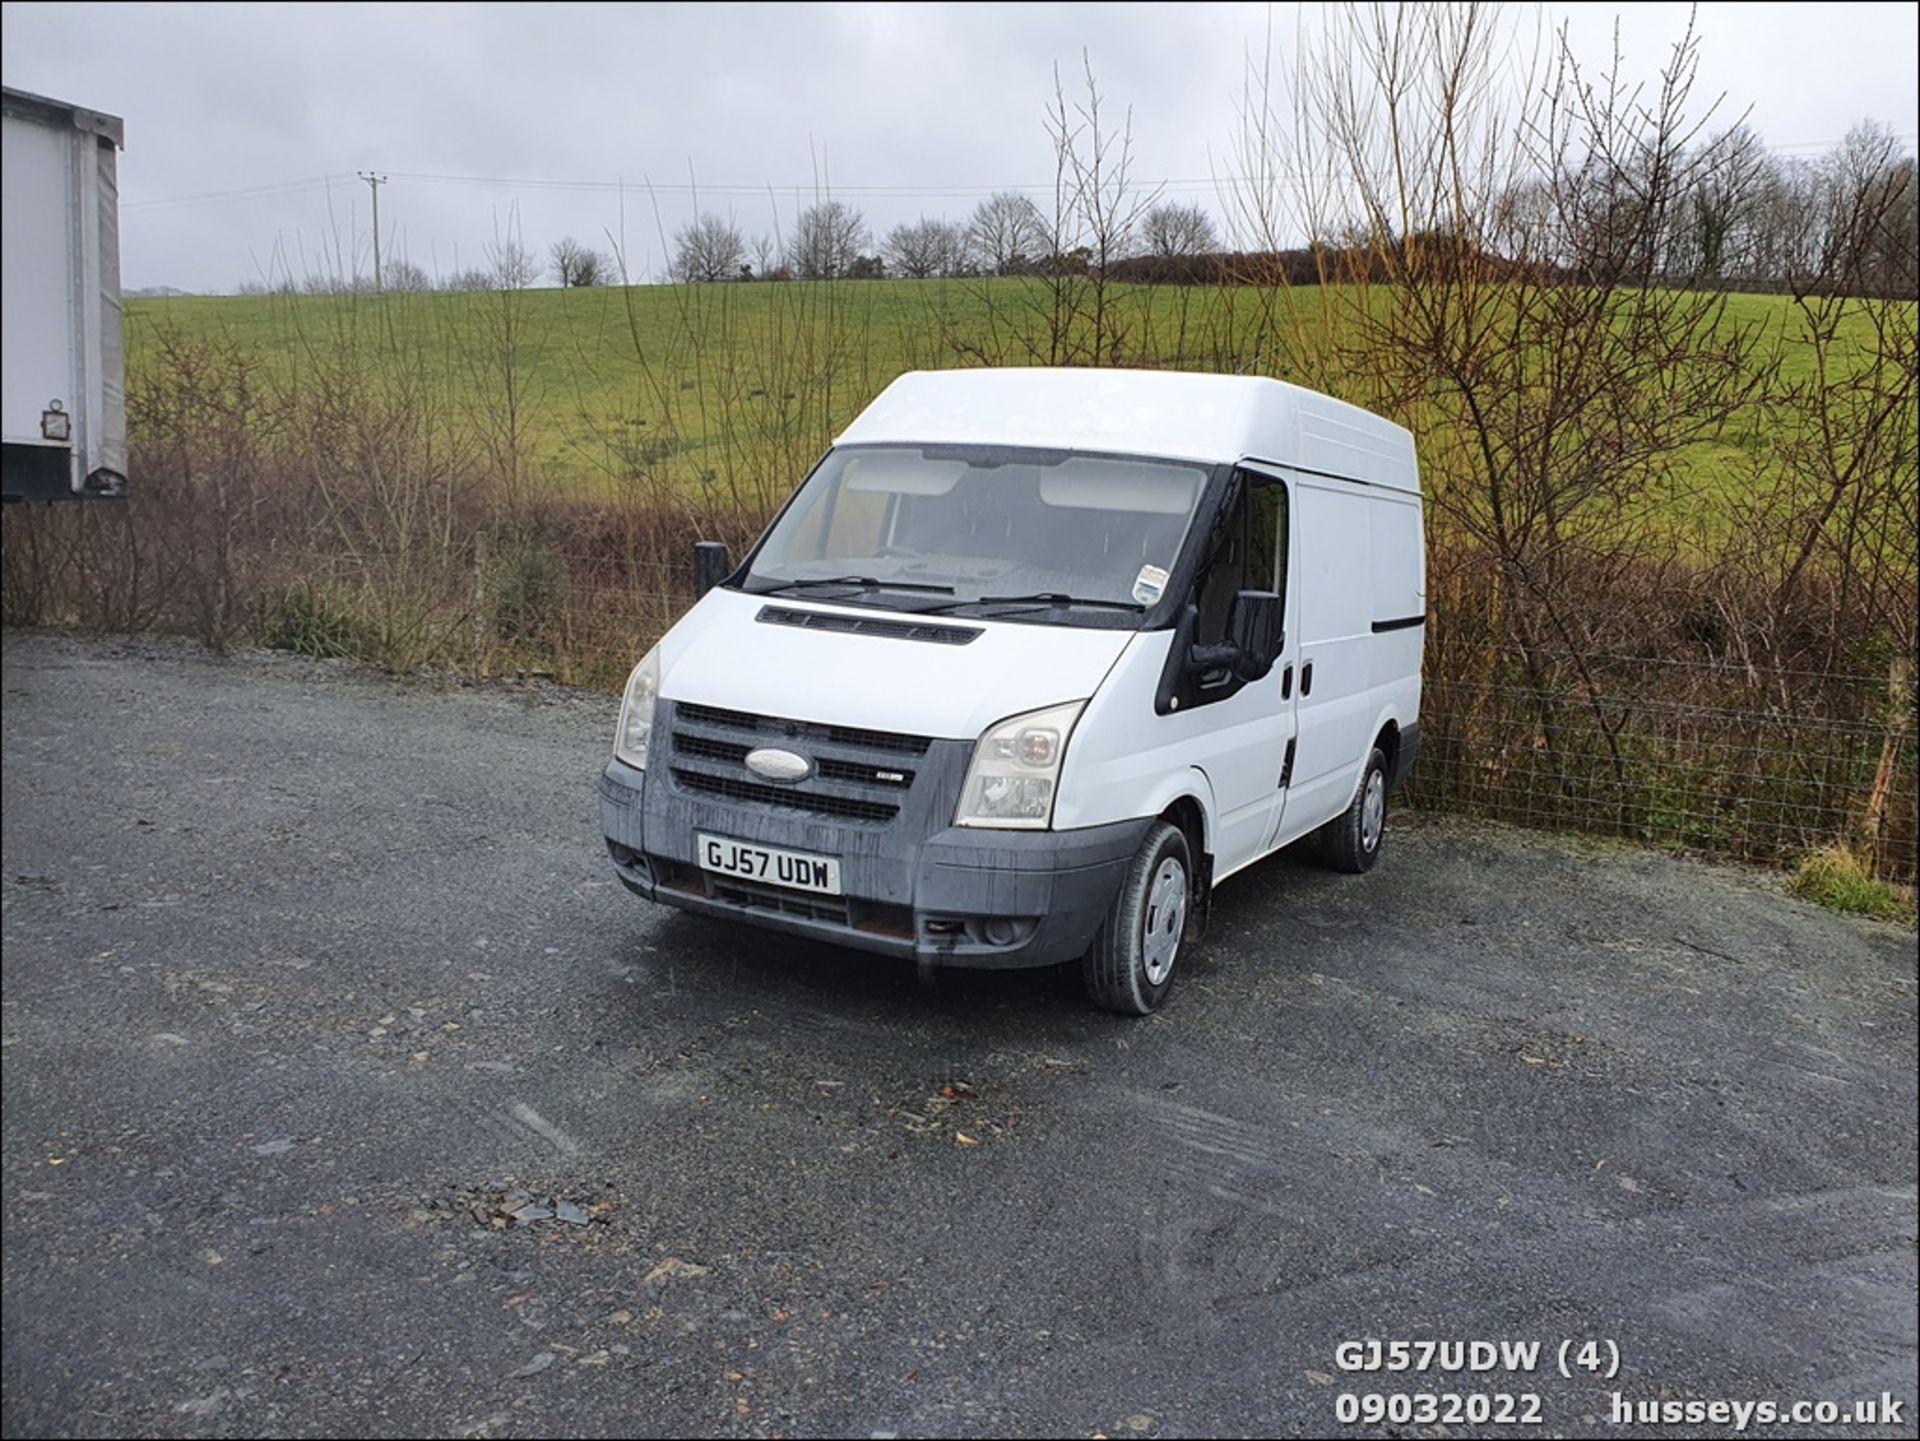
xmin=125 ymin=279 xmax=1889 ymax=512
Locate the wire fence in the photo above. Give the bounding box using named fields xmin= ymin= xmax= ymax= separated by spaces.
xmin=1409 ymin=648 xmax=1916 ymax=882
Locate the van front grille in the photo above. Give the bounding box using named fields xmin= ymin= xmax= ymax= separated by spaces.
xmin=676 ymin=702 xmax=931 ymax=756
xmin=674 ymin=733 xmax=750 ymax=765
xmin=667 ymin=701 xmax=934 ymax=827
xmin=670 ymin=732 xmax=912 ymax=788
xmin=670 ymin=767 xmax=899 ymax=824
xmin=817 ymin=757 xmax=915 ymax=787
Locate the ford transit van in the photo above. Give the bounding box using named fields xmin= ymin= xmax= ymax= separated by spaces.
xmin=600 ymin=368 xmax=1423 ymax=1013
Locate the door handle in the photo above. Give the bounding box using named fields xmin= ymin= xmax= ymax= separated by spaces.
xmin=1280 ymin=663 xmax=1293 ymax=700
xmin=1301 ymin=660 xmax=1315 ymax=696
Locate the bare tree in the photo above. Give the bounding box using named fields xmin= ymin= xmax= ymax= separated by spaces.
xmin=749 ymin=232 xmax=783 ymax=280
xmin=384 ymin=258 xmax=433 ymax=293
xmin=490 ymin=238 xmax=540 ymax=290
xmin=884 ymin=217 xmax=969 ymax=278
xmin=1806 ymin=124 xmax=1919 ymax=298
xmin=672 ymin=213 xmax=747 ymax=283
xmin=1661 ymin=123 xmax=1769 ymax=284
xmin=549 ymin=236 xmax=609 ymax=287
xmin=464 ymin=219 xmax=549 ymax=501
xmin=1245 ymin=4 xmax=1773 ymax=809
xmin=1141 ymin=202 xmax=1219 ymax=258
xmin=790 ymin=201 xmax=870 ymax=279
xmin=1040 ymin=55 xmax=1161 ymax=361
xmin=967 ymin=191 xmax=1047 ymax=274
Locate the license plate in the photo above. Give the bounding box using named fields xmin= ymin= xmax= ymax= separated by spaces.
xmin=696 ymin=834 xmax=842 ymax=896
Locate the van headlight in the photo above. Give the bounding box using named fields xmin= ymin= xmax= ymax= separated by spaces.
xmin=613 ymin=644 xmax=663 ymax=770
xmin=955 ymin=700 xmax=1085 ymax=830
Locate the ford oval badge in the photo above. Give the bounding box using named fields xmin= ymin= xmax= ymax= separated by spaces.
xmin=745 ymin=747 xmax=811 ymax=783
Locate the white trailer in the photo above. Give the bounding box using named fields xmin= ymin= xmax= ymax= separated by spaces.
xmin=2 ymin=85 xmax=127 ymax=501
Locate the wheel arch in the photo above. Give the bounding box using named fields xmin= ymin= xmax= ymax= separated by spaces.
xmin=1151 ymin=779 xmax=1214 ymax=939
xmin=1346 ymin=704 xmax=1404 ymax=805
xmin=1139 ymin=769 xmax=1214 ymax=865
xmin=1372 ymin=715 xmax=1401 ymax=785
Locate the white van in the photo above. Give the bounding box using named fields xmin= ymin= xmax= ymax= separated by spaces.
xmin=600 ymin=369 xmax=1424 ymax=1013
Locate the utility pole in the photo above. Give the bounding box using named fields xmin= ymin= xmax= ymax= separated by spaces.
xmin=357 ymin=171 xmax=388 ymax=292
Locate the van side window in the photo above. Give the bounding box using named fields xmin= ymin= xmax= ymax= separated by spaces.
xmin=1248 ymin=477 xmax=1287 ymax=601
xmin=1194 ymin=472 xmax=1288 ymax=656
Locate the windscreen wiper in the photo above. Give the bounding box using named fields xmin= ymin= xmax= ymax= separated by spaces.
xmin=975 ymin=587 xmax=1136 ymax=610
xmin=921 ymin=590 xmax=1144 ymax=614
xmin=760 ymin=576 xmax=956 ymax=596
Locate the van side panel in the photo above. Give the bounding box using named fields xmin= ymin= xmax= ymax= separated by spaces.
xmin=1282 ymin=477 xmax=1377 ymax=833
xmin=1368 ymin=489 xmax=1426 ymax=752
xmin=1370 ymin=492 xmax=1425 ymax=630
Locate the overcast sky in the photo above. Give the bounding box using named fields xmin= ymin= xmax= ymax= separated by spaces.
xmin=4 ymin=1 xmax=1916 ymax=292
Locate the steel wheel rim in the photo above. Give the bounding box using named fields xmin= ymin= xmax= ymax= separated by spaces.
xmin=1362 ymin=770 xmax=1386 ymax=852
xmin=1142 ymin=856 xmax=1187 ymax=987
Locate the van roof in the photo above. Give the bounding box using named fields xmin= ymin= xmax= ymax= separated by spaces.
xmin=835 ymin=368 xmax=1418 ymax=492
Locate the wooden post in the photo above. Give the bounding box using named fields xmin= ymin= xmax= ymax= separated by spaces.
xmin=471 ymin=529 xmax=488 ymax=678
xmin=1862 ymin=651 xmax=1913 ymax=878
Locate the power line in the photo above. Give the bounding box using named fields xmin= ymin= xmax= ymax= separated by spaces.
xmin=122 ymin=174 xmax=347 ymax=211
xmin=120 ymin=133 xmax=1919 ymax=213
xmin=383 ymin=168 xmax=1227 ymax=196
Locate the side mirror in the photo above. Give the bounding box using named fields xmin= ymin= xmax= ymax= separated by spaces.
xmin=693 ymin=541 xmax=732 ymax=598
xmin=1226 ymin=590 xmax=1282 ymax=679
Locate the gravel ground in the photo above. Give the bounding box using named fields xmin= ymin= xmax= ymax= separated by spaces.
xmin=2 ymin=631 xmax=1915 ymax=1440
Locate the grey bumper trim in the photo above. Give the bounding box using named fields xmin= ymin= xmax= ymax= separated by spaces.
xmin=599 ymin=760 xmax=1149 ymax=969
xmin=1390 ymin=720 xmax=1421 ymax=793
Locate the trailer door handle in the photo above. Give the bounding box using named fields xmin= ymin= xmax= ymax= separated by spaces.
xmin=1301 ymin=661 xmax=1315 ymax=696
xmin=1280 ymin=663 xmax=1293 ymax=700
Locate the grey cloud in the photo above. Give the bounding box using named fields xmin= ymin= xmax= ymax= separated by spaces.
xmin=1 ymin=0 xmax=1913 ymax=291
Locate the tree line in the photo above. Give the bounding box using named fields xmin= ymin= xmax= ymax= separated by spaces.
xmin=239 ymin=193 xmax=1227 ymax=294
xmin=662 ymin=193 xmax=1223 ymax=283
xmin=240 ymin=115 xmax=1912 ymax=298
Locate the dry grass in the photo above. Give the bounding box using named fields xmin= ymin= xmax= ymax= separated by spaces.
xmin=1790 ymin=846 xmax=1917 ymax=923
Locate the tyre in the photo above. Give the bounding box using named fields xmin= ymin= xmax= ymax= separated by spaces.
xmin=1083 ymin=821 xmax=1192 ymax=1015
xmin=1317 ymin=745 xmax=1389 ymax=874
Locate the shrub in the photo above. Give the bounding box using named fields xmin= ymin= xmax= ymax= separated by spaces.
xmin=486 ymin=535 xmax=567 ymax=643
xmin=262 ymin=582 xmax=367 ymax=659
xmin=1788 ymin=847 xmax=1916 ymax=923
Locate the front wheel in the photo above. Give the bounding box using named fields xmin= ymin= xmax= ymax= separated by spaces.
xmin=1083 ymin=821 xmax=1192 ymax=1015
xmin=1317 ymin=745 xmax=1389 ymax=874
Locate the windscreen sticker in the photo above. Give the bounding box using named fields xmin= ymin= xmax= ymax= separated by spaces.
xmin=1132 ymin=564 xmax=1170 ymax=607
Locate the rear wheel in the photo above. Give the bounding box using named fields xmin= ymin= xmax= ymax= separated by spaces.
xmin=1083 ymin=822 xmax=1191 ymax=1016
xmin=1317 ymin=745 xmax=1389 ymax=874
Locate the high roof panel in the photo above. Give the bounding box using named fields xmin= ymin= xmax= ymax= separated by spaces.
xmin=835 ymin=368 xmax=1418 ymax=491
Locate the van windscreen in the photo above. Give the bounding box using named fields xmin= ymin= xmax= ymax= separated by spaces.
xmin=742 ymin=445 xmax=1211 ymax=621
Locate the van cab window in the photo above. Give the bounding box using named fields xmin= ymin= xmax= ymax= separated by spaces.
xmin=1194 ymin=471 xmax=1288 ymax=651
xmin=743 ymin=445 xmax=1214 ymax=624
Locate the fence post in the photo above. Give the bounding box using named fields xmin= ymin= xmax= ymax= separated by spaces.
xmin=471 ymin=529 xmax=488 ymax=678
xmin=1861 ymin=651 xmax=1913 ymax=879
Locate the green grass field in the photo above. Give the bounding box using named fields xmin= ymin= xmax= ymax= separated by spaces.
xmin=124 ymin=278 xmax=1896 ymax=513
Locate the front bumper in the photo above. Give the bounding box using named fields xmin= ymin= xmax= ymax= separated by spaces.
xmin=600 ymin=758 xmax=1149 ymax=969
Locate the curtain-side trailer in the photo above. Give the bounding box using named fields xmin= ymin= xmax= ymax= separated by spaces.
xmin=2 ymin=85 xmax=127 ymax=501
